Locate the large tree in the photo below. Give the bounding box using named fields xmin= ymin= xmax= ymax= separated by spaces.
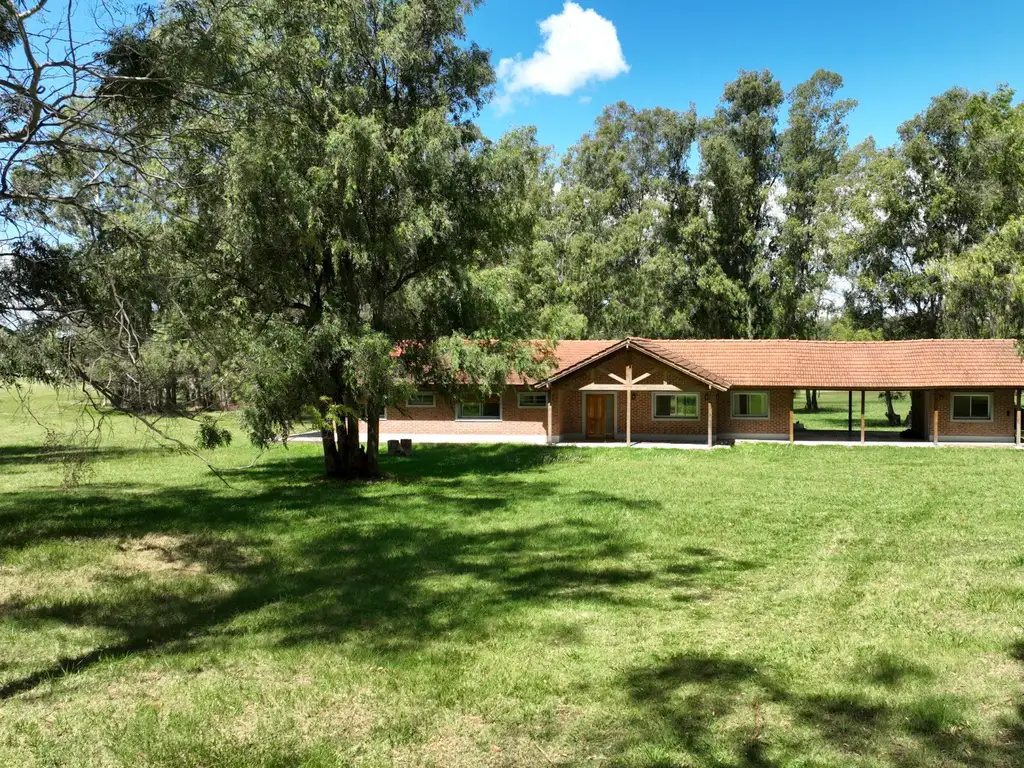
xmin=695 ymin=69 xmax=784 ymax=338
xmin=5 ymin=0 xmax=552 ymax=479
xmin=829 ymin=86 xmax=1023 ymax=338
xmin=775 ymin=70 xmax=856 ymax=338
xmin=542 ymin=101 xmax=700 ymax=338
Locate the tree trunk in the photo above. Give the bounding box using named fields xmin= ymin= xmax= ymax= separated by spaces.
xmin=321 ymin=426 xmax=342 ymax=477
xmin=366 ymin=411 xmax=380 ymax=477
xmin=319 ymin=383 xmax=362 ymax=480
xmin=805 ymin=389 xmax=819 ymax=412
xmin=884 ymin=390 xmax=900 ymax=426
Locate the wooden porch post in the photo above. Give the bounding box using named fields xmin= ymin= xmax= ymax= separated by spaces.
xmin=707 ymin=394 xmax=713 ymax=448
xmin=788 ymin=406 xmax=794 ymax=444
xmin=933 ymin=407 xmax=939 ymax=445
xmin=860 ymin=390 xmax=866 ymax=443
xmin=625 ymin=362 xmax=632 ymax=445
xmin=848 ymin=391 xmax=853 ymax=433
xmin=1016 ymin=389 xmax=1021 ymax=447
xmin=546 ymin=393 xmax=553 ymax=445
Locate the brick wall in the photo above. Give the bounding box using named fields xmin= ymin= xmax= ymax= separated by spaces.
xmin=932 ymin=388 xmax=1018 ymax=440
xmin=717 ymin=388 xmax=793 ymax=437
xmin=377 ymin=387 xmax=547 ymax=437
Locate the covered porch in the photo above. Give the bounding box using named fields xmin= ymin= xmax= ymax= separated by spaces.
xmin=784 ymin=388 xmax=1023 ymax=447
xmin=540 ymin=338 xmax=728 ymax=447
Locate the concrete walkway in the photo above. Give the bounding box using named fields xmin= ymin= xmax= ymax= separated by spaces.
xmin=554 ymin=441 xmax=722 ymax=450
xmin=765 ymin=430 xmax=1019 ymax=449
xmin=287 ymin=431 xmax=548 ymax=445
xmin=286 ymin=430 xmax=1018 ymax=450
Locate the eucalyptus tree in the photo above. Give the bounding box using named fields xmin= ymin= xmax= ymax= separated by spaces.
xmin=696 ymin=70 xmax=784 ymax=338
xmin=775 ymin=70 xmax=856 ymax=338
xmin=546 ymin=101 xmax=700 ymax=338
xmin=829 ymin=86 xmax=1023 ymax=338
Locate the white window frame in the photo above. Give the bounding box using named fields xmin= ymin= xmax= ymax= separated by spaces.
xmin=517 ymin=391 xmax=549 ymax=409
xmin=950 ymin=392 xmax=993 ymax=422
xmin=407 ymin=391 xmax=436 ymax=408
xmin=731 ymin=390 xmax=771 ymax=419
xmin=652 ymin=392 xmax=700 ymax=420
xmin=456 ymin=398 xmax=503 ymax=421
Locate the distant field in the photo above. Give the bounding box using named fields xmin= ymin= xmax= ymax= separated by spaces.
xmin=2 ymin=385 xmax=1023 ymax=767
xmin=794 ymin=389 xmax=909 ymax=433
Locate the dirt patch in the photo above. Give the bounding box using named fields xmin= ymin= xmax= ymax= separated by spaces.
xmin=114 ymin=535 xmax=206 ymax=574
xmin=412 ymin=714 xmax=494 ymax=767
xmin=1 ymin=534 xmax=260 ymax=604
xmin=114 ymin=534 xmax=264 ymax=575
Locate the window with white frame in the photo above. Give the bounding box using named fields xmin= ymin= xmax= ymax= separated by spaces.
xmin=653 ymin=393 xmax=699 ymax=419
xmin=951 ymin=392 xmax=992 ymax=421
xmin=407 ymin=391 xmax=435 ymax=408
xmin=731 ymin=391 xmax=770 ymax=418
xmin=517 ymin=391 xmax=548 ymax=408
xmin=457 ymin=400 xmax=502 ymax=420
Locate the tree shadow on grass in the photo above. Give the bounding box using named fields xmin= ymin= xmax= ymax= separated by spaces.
xmin=0 ymin=444 xmax=760 ymax=701
xmin=0 ymin=443 xmax=165 ymax=471
xmin=0 ymin=443 xmax=585 ymax=550
xmin=621 ymin=646 xmax=1024 ymax=767
xmin=300 ymin=442 xmax=572 ymax=481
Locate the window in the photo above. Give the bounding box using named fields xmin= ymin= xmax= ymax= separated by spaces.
xmin=407 ymin=391 xmax=435 ymax=408
xmin=731 ymin=391 xmax=770 ymax=418
xmin=517 ymin=391 xmax=548 ymax=408
xmin=457 ymin=400 xmax=502 ymax=420
xmin=951 ymin=392 xmax=992 ymax=421
xmin=653 ymin=393 xmax=699 ymax=419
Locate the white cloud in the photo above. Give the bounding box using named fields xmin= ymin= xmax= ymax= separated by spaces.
xmin=496 ymin=2 xmax=628 ymax=103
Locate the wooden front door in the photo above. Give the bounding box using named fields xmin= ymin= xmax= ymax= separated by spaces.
xmin=586 ymin=394 xmax=610 ymax=439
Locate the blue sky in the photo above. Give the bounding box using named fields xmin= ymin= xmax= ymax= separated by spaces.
xmin=466 ymin=1 xmax=1024 ymax=156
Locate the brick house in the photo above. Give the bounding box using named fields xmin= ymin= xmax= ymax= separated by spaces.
xmin=372 ymin=337 xmax=1024 ymax=446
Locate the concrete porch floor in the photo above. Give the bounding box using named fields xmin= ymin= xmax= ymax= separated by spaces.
xmin=741 ymin=429 xmax=1019 ymax=449
xmin=554 ymin=441 xmax=722 ymax=450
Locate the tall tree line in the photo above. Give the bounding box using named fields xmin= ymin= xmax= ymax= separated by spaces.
xmin=521 ymin=72 xmax=1024 ymax=343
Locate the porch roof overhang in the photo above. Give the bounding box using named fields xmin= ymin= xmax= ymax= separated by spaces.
xmin=537 ymin=337 xmax=731 ymax=391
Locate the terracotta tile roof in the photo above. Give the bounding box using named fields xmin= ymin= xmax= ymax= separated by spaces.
xmin=508 ymin=340 xmax=620 ymax=386
xmin=629 ymin=338 xmax=731 ymax=390
xmin=538 ymin=337 xmax=1024 ymax=390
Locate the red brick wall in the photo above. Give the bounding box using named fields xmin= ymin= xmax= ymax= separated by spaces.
xmin=556 ymin=385 xmax=580 ymax=437
xmin=932 ymin=388 xmax=1017 ymax=440
xmin=376 ymin=388 xmax=547 ymax=436
xmin=717 ymin=388 xmax=793 ymax=436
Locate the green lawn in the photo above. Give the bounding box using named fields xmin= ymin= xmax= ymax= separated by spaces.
xmin=2 ymin=387 xmax=1023 ymax=767
xmin=795 ymin=390 xmax=910 ymax=433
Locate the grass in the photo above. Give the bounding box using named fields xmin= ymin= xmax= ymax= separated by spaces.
xmin=794 ymin=390 xmax=910 ymax=433
xmin=2 ymin=385 xmax=1024 ymax=767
